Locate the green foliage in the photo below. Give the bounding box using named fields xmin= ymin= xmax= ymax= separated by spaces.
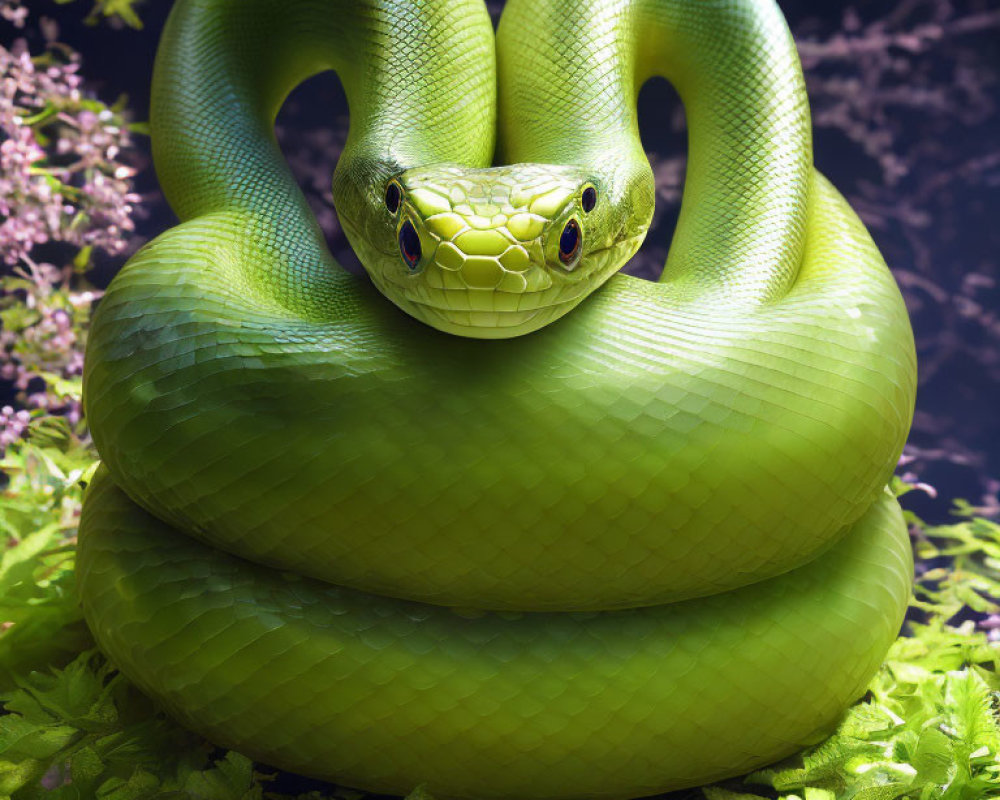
xmin=701 ymin=503 xmax=1000 ymax=800
xmin=0 ymin=417 xmax=96 ymax=689
xmin=0 ymin=651 xmax=201 ymax=799
xmin=54 ymin=0 xmax=145 ymax=29
xmin=741 ymin=646 xmax=1000 ymax=800
xmin=0 ymin=652 xmax=443 ymax=798
xmin=911 ymin=515 xmax=1000 ymax=624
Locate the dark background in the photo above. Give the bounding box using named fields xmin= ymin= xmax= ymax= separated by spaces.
xmin=5 ymin=0 xmax=1000 ymax=527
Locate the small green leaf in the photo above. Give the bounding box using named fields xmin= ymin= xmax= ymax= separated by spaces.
xmin=179 ymin=751 xmax=261 ymax=800
xmin=72 ymin=246 xmax=94 ymax=272
xmin=850 ymin=784 xmax=911 ymax=800
xmin=404 ymin=785 xmax=439 ymax=800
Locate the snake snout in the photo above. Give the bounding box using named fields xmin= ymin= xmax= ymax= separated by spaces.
xmin=372 ymin=165 xmax=611 ymax=337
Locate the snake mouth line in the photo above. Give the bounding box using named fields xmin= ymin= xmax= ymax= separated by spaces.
xmin=380 ymin=276 xmax=596 ymax=324
xmin=371 ymin=235 xmax=649 ymax=333
xmin=412 ymin=306 xmax=542 ymax=329
xmin=402 ymin=286 xmax=593 ymax=313
xmin=402 ymin=291 xmax=597 ymax=334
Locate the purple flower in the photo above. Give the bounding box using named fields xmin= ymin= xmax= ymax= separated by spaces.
xmin=0 ymin=403 xmax=30 ymax=453
xmin=0 ymin=0 xmax=27 ymax=29
xmin=0 ymin=36 xmax=140 ymax=265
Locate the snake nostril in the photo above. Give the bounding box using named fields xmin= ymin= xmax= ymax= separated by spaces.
xmin=582 ymin=186 xmax=596 ymax=213
xmin=399 ymin=220 xmax=422 ymax=270
xmin=558 ymin=219 xmax=581 ymax=266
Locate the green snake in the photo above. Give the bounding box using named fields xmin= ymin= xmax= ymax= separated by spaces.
xmin=76 ymin=0 xmax=918 ymax=797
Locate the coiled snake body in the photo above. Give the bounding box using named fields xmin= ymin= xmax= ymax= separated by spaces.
xmin=77 ymin=0 xmax=917 ymax=797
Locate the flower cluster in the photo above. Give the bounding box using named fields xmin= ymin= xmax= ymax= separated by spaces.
xmin=0 ymin=18 xmax=136 ymax=452
xmin=0 ymin=403 xmax=29 ymax=451
xmin=0 ymin=35 xmax=141 ymax=266
xmin=0 ymin=257 xmax=100 ymax=448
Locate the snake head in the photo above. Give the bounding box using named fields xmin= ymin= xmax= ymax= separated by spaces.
xmin=364 ymin=163 xmax=646 ymax=339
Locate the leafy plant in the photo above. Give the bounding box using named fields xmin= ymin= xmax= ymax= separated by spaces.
xmin=0 ymin=416 xmax=95 ymax=689
xmin=0 ymin=653 xmax=426 ymax=799
xmin=700 ymin=501 xmax=1000 ymax=800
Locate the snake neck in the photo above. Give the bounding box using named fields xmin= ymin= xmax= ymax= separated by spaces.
xmin=150 ymin=0 xmax=495 ymax=318
xmin=497 ymin=0 xmax=813 ymax=305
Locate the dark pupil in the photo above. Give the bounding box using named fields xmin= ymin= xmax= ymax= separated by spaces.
xmin=399 ymin=220 xmax=422 ymax=269
xmin=559 ymin=220 xmax=581 ymax=265
xmin=582 ymin=186 xmax=596 ymax=213
xmin=385 ymin=182 xmax=401 ymax=214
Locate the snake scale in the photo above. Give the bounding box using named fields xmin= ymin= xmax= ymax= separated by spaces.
xmin=76 ymin=0 xmax=917 ymax=797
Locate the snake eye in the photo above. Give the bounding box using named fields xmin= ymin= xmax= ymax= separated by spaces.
xmin=399 ymin=220 xmax=422 ymax=270
xmin=385 ymin=181 xmax=402 ymax=214
xmin=581 ymin=186 xmax=596 ymax=213
xmin=558 ymin=219 xmax=581 ymax=266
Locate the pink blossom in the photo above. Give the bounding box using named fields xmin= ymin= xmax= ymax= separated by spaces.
xmin=0 ymin=404 xmax=30 ymax=453
xmin=0 ymin=0 xmax=26 ymax=29
xmin=0 ymin=36 xmax=140 ymax=265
